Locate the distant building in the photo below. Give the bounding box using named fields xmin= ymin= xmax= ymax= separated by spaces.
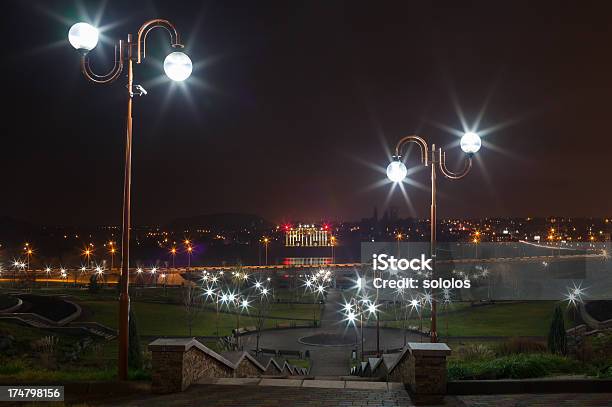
xmin=285 ymin=224 xmax=331 ymax=247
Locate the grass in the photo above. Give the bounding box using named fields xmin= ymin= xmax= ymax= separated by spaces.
xmin=0 ymin=365 xmax=149 ymax=382
xmin=201 ymin=302 xmax=321 ymax=320
xmin=286 ymin=358 xmax=310 ymax=369
xmin=377 ymin=302 xmax=471 ymax=321
xmin=80 ymin=300 xmax=316 ymax=337
xmin=381 ymin=301 xmax=569 ymax=337
xmin=0 ymin=319 xmax=149 ymax=382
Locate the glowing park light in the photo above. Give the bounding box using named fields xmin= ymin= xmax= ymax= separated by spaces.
xmin=347 ymin=311 xmax=357 ymax=324
xmin=571 ymin=282 xmax=585 ymax=299
xmin=150 ymin=267 xmax=157 ymax=274
xmin=367 ymin=302 xmax=378 ymax=317
xmin=255 ymin=281 xmax=262 ymax=289
xmin=240 ymin=299 xmax=250 ymax=310
xmin=316 ymin=285 xmax=326 ymax=295
xmin=442 ymin=288 xmax=453 ymax=305
xmin=565 ymin=292 xmax=579 ymax=308
xmin=386 ymin=160 xmax=408 ymax=183
xmin=261 ymin=288 xmax=270 ymax=297
xmin=163 ymin=51 xmax=192 ymax=81
xmin=304 ymin=279 xmax=313 ymax=289
xmin=68 ymin=22 xmax=99 ymax=52
xmin=136 ymin=268 xmax=143 ymax=274
xmin=96 ymin=266 xmax=104 ymax=275
xmin=343 ymin=302 xmax=353 ymax=313
xmin=409 ymin=298 xmax=421 ymax=312
xmin=460 ymin=132 xmax=482 ymax=154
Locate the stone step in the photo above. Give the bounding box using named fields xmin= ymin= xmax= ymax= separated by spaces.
xmin=194 ymin=377 xmax=405 ymax=391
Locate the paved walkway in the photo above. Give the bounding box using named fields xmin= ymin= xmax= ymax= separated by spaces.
xmin=96 ymin=383 xmax=612 ymax=407
xmin=241 ymin=289 xmax=422 ymax=375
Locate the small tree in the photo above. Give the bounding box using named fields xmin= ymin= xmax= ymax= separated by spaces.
xmin=128 ymin=308 xmax=142 ymax=370
xmin=254 ymin=296 xmax=271 ymax=354
xmin=88 ymin=273 xmax=100 ymax=293
xmin=548 ymin=305 xmax=567 ymax=355
xmin=183 ymin=283 xmax=201 ymax=336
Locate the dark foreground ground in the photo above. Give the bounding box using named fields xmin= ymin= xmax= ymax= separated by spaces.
xmin=59 ymin=384 xmax=612 ymax=407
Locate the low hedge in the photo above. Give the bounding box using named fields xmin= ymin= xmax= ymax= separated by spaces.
xmin=448 ymin=353 xmax=583 ymax=380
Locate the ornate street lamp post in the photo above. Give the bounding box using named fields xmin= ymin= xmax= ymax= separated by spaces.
xmin=386 ymin=132 xmax=480 ymax=342
xmin=68 ymin=19 xmax=192 ymax=380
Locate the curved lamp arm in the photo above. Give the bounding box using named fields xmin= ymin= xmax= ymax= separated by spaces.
xmin=136 ymin=19 xmax=184 ymax=63
xmin=80 ymin=41 xmax=124 ymax=84
xmin=438 ymin=149 xmax=472 ymax=180
xmin=394 ymin=135 xmax=429 ymax=167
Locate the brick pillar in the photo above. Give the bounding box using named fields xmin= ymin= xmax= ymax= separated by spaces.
xmin=149 ymin=338 xmax=235 ymax=394
xmin=389 ymin=343 xmax=451 ymax=405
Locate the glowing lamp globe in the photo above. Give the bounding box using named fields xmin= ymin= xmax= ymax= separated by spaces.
xmin=163 ymin=51 xmax=193 ymax=81
xmin=68 ymin=22 xmax=99 ymax=52
xmin=460 ymin=132 xmax=481 ymax=154
xmin=386 ymin=161 xmax=407 ymax=183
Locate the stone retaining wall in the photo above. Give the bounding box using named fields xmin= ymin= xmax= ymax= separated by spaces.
xmin=149 ymin=338 xmax=271 ymax=394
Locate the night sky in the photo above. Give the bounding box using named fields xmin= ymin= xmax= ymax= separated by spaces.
xmin=3 ymin=1 xmax=612 ymax=226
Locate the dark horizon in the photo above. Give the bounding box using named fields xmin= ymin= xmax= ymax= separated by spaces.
xmin=4 ymin=0 xmax=612 ymax=226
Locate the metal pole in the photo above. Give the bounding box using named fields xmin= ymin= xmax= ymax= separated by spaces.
xmin=118 ymin=38 xmax=133 ymax=381
xmin=430 ymin=144 xmax=438 ymax=343
xmin=360 ymin=311 xmax=364 ymax=362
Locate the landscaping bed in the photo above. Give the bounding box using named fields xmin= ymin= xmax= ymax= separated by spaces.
xmin=585 ymin=300 xmax=612 ymax=322
xmin=0 ymin=294 xmax=19 ymax=311
xmin=18 ymin=294 xmax=77 ymax=322
xmin=447 ymin=332 xmax=612 ymax=381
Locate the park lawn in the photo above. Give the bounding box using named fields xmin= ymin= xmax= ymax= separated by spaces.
xmin=382 ymin=301 xmax=567 ymax=337
xmin=80 ymin=300 xmax=310 ymax=337
xmin=286 ymin=358 xmax=310 ymax=369
xmin=201 ymin=302 xmax=321 ymax=320
xmin=377 ymin=302 xmax=471 ymax=321
xmin=0 ymin=320 xmax=60 ymax=344
xmin=32 ymin=287 xmax=323 ymax=320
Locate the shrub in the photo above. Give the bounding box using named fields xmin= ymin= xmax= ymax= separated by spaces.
xmin=496 ymin=337 xmax=547 ymax=356
xmin=30 ymin=336 xmax=58 ymax=369
xmin=89 ymin=273 xmax=100 ymax=293
xmin=548 ymin=305 xmax=567 ymax=355
xmin=0 ymin=359 xmax=26 ymax=375
xmin=448 ymin=353 xmax=582 ymax=380
xmin=457 ymin=344 xmax=494 ymax=361
xmin=30 ymin=336 xmax=58 ymax=354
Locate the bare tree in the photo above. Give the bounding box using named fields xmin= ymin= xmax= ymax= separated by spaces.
xmin=183 ymin=283 xmax=201 ymax=336
xmin=254 ymin=295 xmax=271 ymax=354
